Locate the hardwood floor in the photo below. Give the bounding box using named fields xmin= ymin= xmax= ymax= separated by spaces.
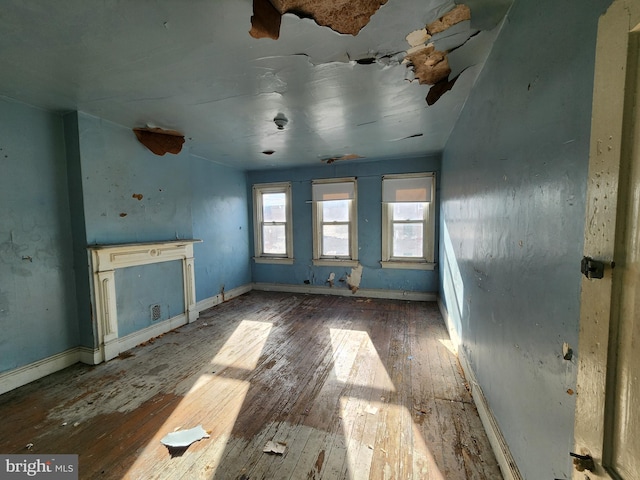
xmin=0 ymin=291 xmax=503 ymax=479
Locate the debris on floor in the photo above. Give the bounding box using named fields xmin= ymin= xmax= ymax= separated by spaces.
xmin=263 ymin=440 xmax=287 ymax=455
xmin=160 ymin=425 xmax=210 ymax=448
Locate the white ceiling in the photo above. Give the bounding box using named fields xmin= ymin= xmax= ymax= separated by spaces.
xmin=0 ymin=0 xmax=510 ymax=170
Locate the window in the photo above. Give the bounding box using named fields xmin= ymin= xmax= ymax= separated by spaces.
xmin=312 ymin=178 xmax=358 ymax=266
xmin=381 ymin=173 xmax=435 ymax=270
xmin=252 ymin=182 xmax=293 ymax=264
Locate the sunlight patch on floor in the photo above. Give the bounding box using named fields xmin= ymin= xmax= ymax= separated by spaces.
xmin=210 ymin=320 xmax=274 ymax=371
xmin=438 ymin=337 xmax=457 ymax=355
xmin=329 ymin=328 xmax=395 ymax=391
xmin=125 ymin=320 xmax=273 ymax=478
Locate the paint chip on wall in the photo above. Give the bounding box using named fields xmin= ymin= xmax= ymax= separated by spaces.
xmin=346 ymin=264 xmax=363 ymax=293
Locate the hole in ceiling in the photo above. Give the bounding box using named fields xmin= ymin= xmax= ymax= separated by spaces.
xmin=403 ymin=3 xmax=474 ymax=105
xmin=132 ymin=127 xmax=185 ymax=156
xmin=250 ymin=0 xmax=389 ymax=39
xmin=273 ymin=113 xmax=288 ymax=130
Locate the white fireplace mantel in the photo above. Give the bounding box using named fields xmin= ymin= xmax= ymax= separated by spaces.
xmin=88 ymin=239 xmax=202 ymax=362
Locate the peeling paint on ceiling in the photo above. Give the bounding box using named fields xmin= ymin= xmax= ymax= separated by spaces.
xmin=402 ymin=4 xmax=483 ymax=105
xmin=133 ymin=127 xmax=185 ymax=156
xmin=321 ymin=154 xmax=364 ymax=164
xmin=251 ymin=0 xmax=389 ymax=39
xmin=0 ymin=0 xmax=512 ymax=170
xmin=426 ymin=4 xmax=471 ymax=35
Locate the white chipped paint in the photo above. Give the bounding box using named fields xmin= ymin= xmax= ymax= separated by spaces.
xmin=346 ymin=264 xmax=363 ymax=291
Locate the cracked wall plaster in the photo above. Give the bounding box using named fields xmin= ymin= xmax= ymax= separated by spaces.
xmin=250 ymin=0 xmax=388 ymax=39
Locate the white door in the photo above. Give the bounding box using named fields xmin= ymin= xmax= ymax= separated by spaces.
xmin=575 ymin=2 xmax=640 ymax=479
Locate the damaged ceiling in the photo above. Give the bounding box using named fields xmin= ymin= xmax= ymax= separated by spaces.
xmin=0 ymin=0 xmax=511 ymax=169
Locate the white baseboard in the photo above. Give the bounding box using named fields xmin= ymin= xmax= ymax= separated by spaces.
xmin=0 ymin=283 xmax=429 ymax=397
xmin=194 ymin=283 xmax=253 ymax=313
xmin=437 ymin=298 xmax=522 ymax=480
xmin=110 ymin=284 xmax=255 ymax=358
xmin=78 ymin=346 xmax=101 ymax=365
xmin=115 ymin=313 xmax=188 ymax=355
xmin=0 ymin=348 xmax=82 ymax=396
xmin=252 ymin=282 xmax=436 ymax=302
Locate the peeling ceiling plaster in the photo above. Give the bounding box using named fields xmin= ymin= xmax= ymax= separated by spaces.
xmin=0 ymin=0 xmax=512 ymax=170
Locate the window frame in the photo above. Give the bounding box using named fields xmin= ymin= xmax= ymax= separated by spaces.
xmin=381 ymin=172 xmax=436 ymax=270
xmin=252 ymin=182 xmax=294 ymax=264
xmin=312 ymin=177 xmax=358 ymax=267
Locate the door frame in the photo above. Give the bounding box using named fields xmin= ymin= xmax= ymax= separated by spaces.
xmin=575 ymin=1 xmax=640 ymax=478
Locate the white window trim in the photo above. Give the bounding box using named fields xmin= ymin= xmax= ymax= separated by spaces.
xmin=252 ymin=182 xmax=294 ymax=264
xmin=381 ymin=172 xmax=436 ymax=270
xmin=312 ymin=177 xmax=358 ymax=267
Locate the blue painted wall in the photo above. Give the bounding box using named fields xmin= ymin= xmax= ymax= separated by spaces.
xmin=248 ymin=156 xmax=440 ymax=293
xmin=77 ymin=113 xmax=193 ymax=245
xmin=74 ymin=113 xmax=251 ymax=340
xmin=0 ymin=97 xmax=79 ymax=372
xmin=63 ymin=112 xmax=94 ymax=348
xmin=115 ymin=261 xmax=184 ymax=337
xmin=1 ymin=103 xmax=253 ymax=377
xmin=73 ymin=114 xmax=195 ymax=345
xmin=190 ymin=156 xmax=251 ymax=302
xmin=439 ymin=0 xmax=611 ymax=478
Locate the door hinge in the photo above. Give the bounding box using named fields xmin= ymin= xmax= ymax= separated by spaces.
xmin=570 ymin=452 xmax=595 ymax=472
xmin=581 ymin=256 xmax=605 ymax=279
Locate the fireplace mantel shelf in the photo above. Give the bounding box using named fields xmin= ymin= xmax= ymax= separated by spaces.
xmin=89 ymin=239 xmax=202 ymax=250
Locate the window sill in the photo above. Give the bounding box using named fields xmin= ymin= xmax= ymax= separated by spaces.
xmin=380 ymin=261 xmax=436 ymax=271
xmin=312 ymin=259 xmax=359 ymax=267
xmin=254 ymin=257 xmax=294 ymax=265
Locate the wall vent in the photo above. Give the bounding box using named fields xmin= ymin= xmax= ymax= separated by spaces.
xmin=150 ymin=304 xmax=162 ymax=321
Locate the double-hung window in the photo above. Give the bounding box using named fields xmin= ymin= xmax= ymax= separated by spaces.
xmin=252 ymin=182 xmax=293 ymax=264
xmin=312 ymin=178 xmax=358 ymax=266
xmin=381 ymin=173 xmax=435 ymax=270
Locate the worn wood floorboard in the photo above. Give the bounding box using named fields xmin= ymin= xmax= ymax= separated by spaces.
xmin=0 ymin=291 xmax=502 ymax=480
